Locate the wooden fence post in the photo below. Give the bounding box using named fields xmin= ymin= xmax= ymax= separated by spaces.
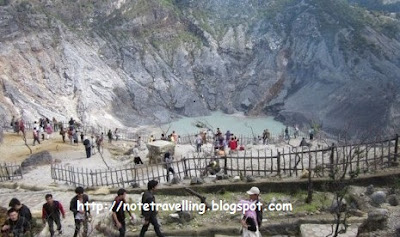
xmin=277 ymin=152 xmax=281 ymax=176
xmin=394 ymin=134 xmax=399 ymax=163
xmin=224 ymin=156 xmax=227 ymax=175
xmin=183 ymin=157 xmax=188 ymax=178
xmin=330 ymin=143 xmax=335 ymax=179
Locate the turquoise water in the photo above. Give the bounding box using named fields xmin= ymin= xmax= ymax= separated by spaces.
xmin=164 ymin=111 xmax=286 ymax=136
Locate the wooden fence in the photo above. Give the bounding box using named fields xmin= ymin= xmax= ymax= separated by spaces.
xmin=0 ymin=163 xmax=23 ymax=182
xmin=50 ymin=135 xmax=399 ymax=188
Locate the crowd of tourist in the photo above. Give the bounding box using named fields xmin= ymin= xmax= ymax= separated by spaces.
xmin=0 ymin=181 xmax=168 ymax=237
xmin=9 ymin=114 xmax=317 ymax=154
xmin=4 ymin=116 xmax=293 ymax=237
xmin=0 ymin=182 xmax=265 ymax=237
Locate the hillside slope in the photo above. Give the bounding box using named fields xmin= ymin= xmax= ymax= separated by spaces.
xmin=0 ymin=0 xmax=399 ymax=135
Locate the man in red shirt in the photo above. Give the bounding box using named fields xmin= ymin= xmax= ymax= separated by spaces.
xmin=42 ymin=194 xmax=65 ymax=237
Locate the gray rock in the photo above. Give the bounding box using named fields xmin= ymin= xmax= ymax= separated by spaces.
xmin=296 ymin=211 xmax=307 ymax=217
xmin=130 ymin=182 xmax=140 ymax=188
xmin=241 ymin=98 xmax=252 ymax=109
xmin=388 ymin=187 xmax=396 ymax=195
xmin=358 ymin=209 xmax=389 ymax=234
xmin=178 ymin=211 xmax=192 ymax=222
xmin=170 ymin=176 xmax=181 ymax=185
xmin=190 ymin=177 xmax=204 ymax=185
xmin=246 ymin=175 xmax=256 ymax=182
xmin=197 ymin=177 xmax=204 ymax=184
xmin=329 ymin=199 xmax=347 ymax=213
xmin=233 ymin=176 xmax=241 ymax=182
xmin=168 ymin=211 xmax=192 ymax=223
xmin=388 ymin=194 xmax=399 ymax=206
xmin=216 ymin=173 xmax=226 ymax=180
xmin=146 ymin=140 xmax=175 ymax=164
xmin=367 ymin=209 xmax=389 ymax=222
xmin=348 ymin=193 xmax=367 ymax=211
xmin=168 ymin=213 xmax=180 ymax=223
xmin=348 ymin=208 xmax=365 ymax=217
xmin=370 ymin=191 xmax=386 ymax=206
xmin=21 ymin=151 xmax=53 ymax=168
xmin=190 ymin=177 xmax=198 ymax=185
xmin=365 ymin=184 xmax=374 ymax=195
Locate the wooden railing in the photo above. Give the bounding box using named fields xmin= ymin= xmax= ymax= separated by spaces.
xmin=0 ymin=163 xmax=23 ymax=182
xmin=50 ymin=135 xmax=399 ymax=188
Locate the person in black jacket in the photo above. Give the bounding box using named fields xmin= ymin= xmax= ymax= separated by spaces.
xmin=42 ymin=194 xmax=66 ymax=237
xmin=139 ymin=180 xmax=164 ymax=237
xmin=83 ymin=137 xmax=91 ymax=158
xmin=70 ymin=187 xmax=90 ymax=237
xmin=112 ymin=189 xmax=134 ymax=237
xmin=1 ymin=208 xmax=31 ymax=237
xmin=107 ymin=129 xmax=113 ymax=143
xmin=8 ymin=198 xmax=32 ymax=224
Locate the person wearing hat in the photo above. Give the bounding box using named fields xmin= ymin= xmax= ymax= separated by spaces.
xmin=240 ymin=186 xmax=263 ymax=237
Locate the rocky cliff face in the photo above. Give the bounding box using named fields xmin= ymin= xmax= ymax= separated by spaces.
xmin=0 ymin=0 xmax=399 ymax=135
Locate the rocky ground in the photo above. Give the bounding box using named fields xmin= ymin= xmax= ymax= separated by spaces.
xmin=1 ymin=0 xmax=400 ymax=135
xmin=0 ymin=131 xmax=311 ymax=189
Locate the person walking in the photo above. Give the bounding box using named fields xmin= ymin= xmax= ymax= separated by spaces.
xmin=52 ymin=117 xmax=58 ymax=132
xmin=73 ymin=130 xmax=79 ymax=145
xmin=195 ymin=134 xmax=203 ymax=152
xmin=59 ymin=127 xmax=66 ymax=143
xmin=294 ymin=124 xmax=299 ymax=139
xmin=83 ymin=137 xmax=92 ymax=158
xmin=96 ymin=133 xmax=104 ymax=153
xmin=70 ymin=187 xmax=90 ymax=237
xmin=8 ymin=198 xmax=32 ymax=224
xmin=112 ymin=189 xmax=134 ymax=237
xmin=45 ymin=123 xmax=53 ymax=140
xmin=107 ymin=129 xmax=113 ymax=143
xmin=139 ymin=180 xmax=165 ymax=237
xmin=10 ymin=116 xmax=15 ymax=130
xmin=309 ymin=128 xmax=314 ymax=140
xmin=239 ymin=187 xmax=263 ymax=237
xmin=172 ymin=131 xmax=178 ymax=144
xmin=114 ymin=128 xmax=119 ymax=141
xmin=33 ymin=128 xmax=40 ymax=146
xmin=284 ymin=126 xmax=290 ymax=140
xmin=164 ymin=152 xmax=175 ymax=182
xmin=42 ymin=194 xmax=65 ymax=237
xmin=68 ymin=117 xmax=75 ymax=130
xmin=18 ymin=119 xmax=25 ymax=136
